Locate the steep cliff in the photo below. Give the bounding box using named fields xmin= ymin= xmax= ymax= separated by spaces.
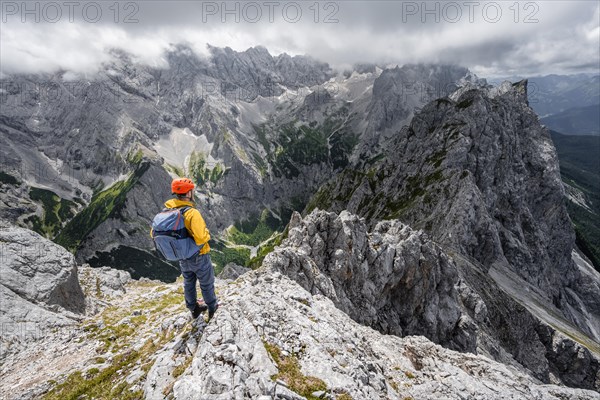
xmin=305 ymin=82 xmax=600 ymax=388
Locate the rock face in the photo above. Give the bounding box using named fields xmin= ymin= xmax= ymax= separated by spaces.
xmin=312 ymin=82 xmax=599 ymax=324
xmin=0 ymin=220 xmax=85 ymax=313
xmin=0 ymin=220 xmax=85 ymax=363
xmin=207 ymin=45 xmax=334 ymax=99
xmin=1 ymin=224 xmax=597 ymax=400
xmin=311 ymin=82 xmax=600 ymax=383
xmin=313 ymin=81 xmax=577 ymax=295
xmin=173 ymin=267 xmax=600 ymax=400
xmin=358 ymin=64 xmax=477 ymax=158
xmin=305 ymin=81 xmax=600 ymax=389
xmin=268 ymin=210 xmax=600 ymax=391
xmin=218 ymin=263 xmax=251 ymax=280
xmin=268 ymin=210 xmax=469 ymax=351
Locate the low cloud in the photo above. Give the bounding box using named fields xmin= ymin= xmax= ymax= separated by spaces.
xmin=1 ymin=1 xmax=598 ymax=79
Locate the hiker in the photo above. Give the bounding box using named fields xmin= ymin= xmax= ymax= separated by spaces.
xmin=151 ymin=177 xmax=219 ymax=321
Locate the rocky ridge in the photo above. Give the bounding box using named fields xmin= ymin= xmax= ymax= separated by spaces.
xmin=1 ymin=218 xmax=599 ymax=400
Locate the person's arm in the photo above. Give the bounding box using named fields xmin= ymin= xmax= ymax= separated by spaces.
xmin=188 ymin=209 xmax=211 ymax=246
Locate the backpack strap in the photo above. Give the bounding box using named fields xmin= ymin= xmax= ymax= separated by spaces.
xmin=174 ymin=206 xmax=204 ymax=254
xmin=163 ymin=205 xmax=193 ymax=214
xmin=177 ymin=206 xmax=192 ymax=216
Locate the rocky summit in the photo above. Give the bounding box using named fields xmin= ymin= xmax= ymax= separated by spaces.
xmin=1 ymin=219 xmax=599 ymax=400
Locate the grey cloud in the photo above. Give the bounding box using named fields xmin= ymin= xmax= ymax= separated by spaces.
xmin=0 ymin=1 xmax=598 ymax=78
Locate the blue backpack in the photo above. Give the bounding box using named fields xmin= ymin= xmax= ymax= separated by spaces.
xmin=151 ymin=206 xmax=202 ymax=261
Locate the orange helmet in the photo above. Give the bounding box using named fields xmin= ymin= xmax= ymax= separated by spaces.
xmin=171 ymin=178 xmax=195 ymax=194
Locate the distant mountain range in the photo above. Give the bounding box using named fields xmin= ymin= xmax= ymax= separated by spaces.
xmin=542 ymin=104 xmax=600 ymax=135
xmin=492 ymin=73 xmax=600 ymax=136
xmin=551 ymin=131 xmax=600 ymax=268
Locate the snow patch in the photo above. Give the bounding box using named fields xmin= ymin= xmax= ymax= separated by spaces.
xmin=154 ymin=128 xmax=219 ymax=169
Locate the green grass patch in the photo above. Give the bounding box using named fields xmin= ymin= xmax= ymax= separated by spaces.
xmin=227 ymin=209 xmax=280 ymax=247
xmin=272 ymin=124 xmax=329 ymax=178
xmin=126 ymin=149 xmax=143 ymax=165
xmin=25 ymin=187 xmax=77 ymax=239
xmin=209 ymin=239 xmax=251 ymax=272
xmin=304 ymin=184 xmax=333 ymax=214
xmin=55 ymin=162 xmax=149 ymax=252
xmin=172 ymin=355 xmax=193 ymax=378
xmin=426 ymin=149 xmax=447 ymax=169
xmin=188 ymin=151 xmax=227 ymax=185
xmin=42 ymin=350 xmax=143 ymax=400
xmin=264 ymin=341 xmax=328 ymax=400
xmin=137 ymin=289 xmax=184 ymax=314
xmin=254 ymin=125 xmax=272 ymax=154
xmin=249 ymin=233 xmax=284 ymax=269
xmin=165 ymin=163 xmax=185 ymax=177
xmin=256 ymin=112 xmax=357 ymax=179
xmin=304 ymin=169 xmax=367 ymax=214
xmin=86 ymin=289 xmax=182 ymax=353
xmin=43 ymin=337 xmax=172 ymax=400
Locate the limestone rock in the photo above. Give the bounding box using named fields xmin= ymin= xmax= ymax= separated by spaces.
xmin=0 ymin=220 xmax=85 ymax=313
xmin=218 ymin=263 xmax=251 ymax=281
xmin=173 ymin=268 xmax=600 ymax=400
xmin=267 ymin=210 xmax=471 ymax=351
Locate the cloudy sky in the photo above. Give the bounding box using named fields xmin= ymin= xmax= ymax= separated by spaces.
xmin=1 ymin=1 xmax=598 ymax=79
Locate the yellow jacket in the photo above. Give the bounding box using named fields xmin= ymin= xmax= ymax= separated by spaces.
xmin=161 ymin=199 xmax=211 ymax=254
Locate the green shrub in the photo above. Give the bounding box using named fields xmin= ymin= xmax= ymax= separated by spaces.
xmin=264 ymin=342 xmax=328 ymax=400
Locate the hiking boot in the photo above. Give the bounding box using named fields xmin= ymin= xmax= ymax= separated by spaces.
xmin=191 ymin=304 xmax=203 ymax=319
xmin=206 ymin=304 xmax=219 ymax=322
xmin=196 ymin=298 xmax=208 ymax=312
